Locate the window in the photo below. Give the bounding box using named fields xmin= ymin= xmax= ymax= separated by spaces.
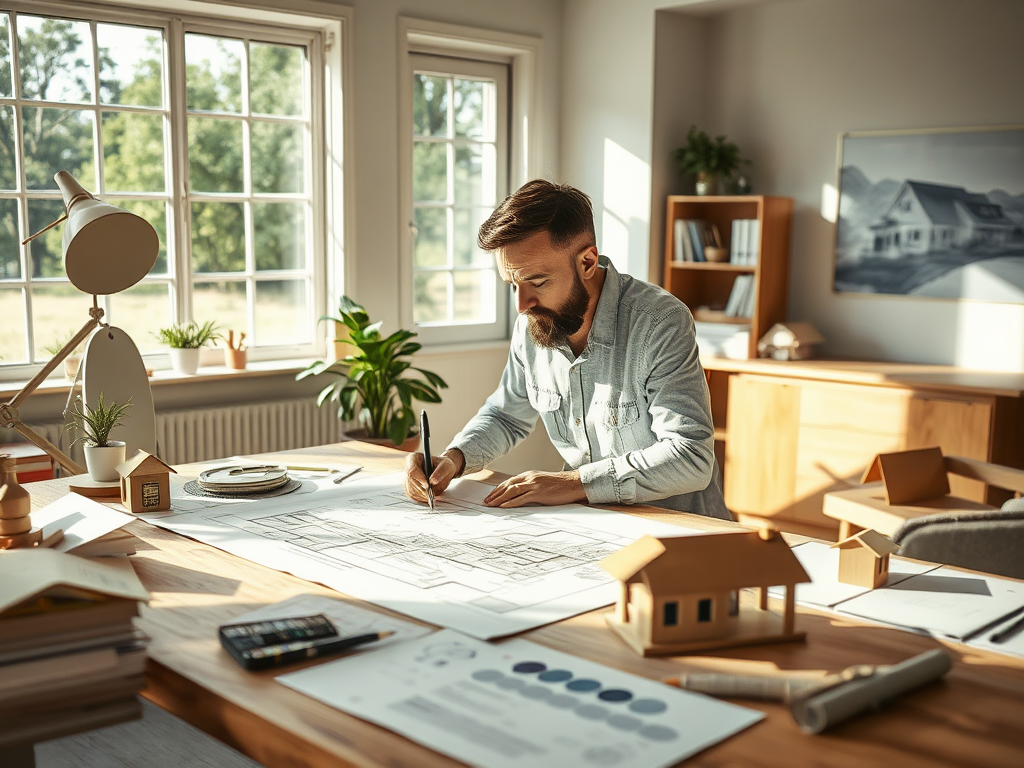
xmin=697 ymin=598 xmax=713 ymax=623
xmin=663 ymin=601 xmax=678 ymax=627
xmin=406 ymin=53 xmax=509 ymax=345
xmin=0 ymin=3 xmax=328 ymax=373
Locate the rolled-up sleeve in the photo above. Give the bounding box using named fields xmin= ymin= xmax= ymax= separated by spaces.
xmin=446 ymin=339 xmax=541 ymax=474
xmin=577 ymin=306 xmax=715 ymax=505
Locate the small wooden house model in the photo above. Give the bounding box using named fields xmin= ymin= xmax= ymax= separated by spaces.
xmin=599 ymin=528 xmax=810 ymax=656
xmin=831 ymin=529 xmax=899 ymax=589
xmin=117 ymin=450 xmax=175 ymax=513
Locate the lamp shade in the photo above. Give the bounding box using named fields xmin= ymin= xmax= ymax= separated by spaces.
xmin=55 ymin=171 xmax=159 ymax=295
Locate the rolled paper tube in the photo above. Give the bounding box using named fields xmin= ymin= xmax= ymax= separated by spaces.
xmin=790 ymin=649 xmax=952 ymax=734
xmin=665 ymin=672 xmax=836 ymax=702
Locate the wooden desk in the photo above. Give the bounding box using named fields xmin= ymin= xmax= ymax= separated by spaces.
xmin=27 ymin=442 xmax=1024 ymax=767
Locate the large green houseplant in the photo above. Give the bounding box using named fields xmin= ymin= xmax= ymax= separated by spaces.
xmin=673 ymin=125 xmax=750 ymax=195
xmin=297 ymin=296 xmax=448 ymax=447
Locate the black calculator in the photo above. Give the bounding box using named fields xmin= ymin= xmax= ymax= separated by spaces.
xmin=219 ymin=614 xmax=338 ymax=669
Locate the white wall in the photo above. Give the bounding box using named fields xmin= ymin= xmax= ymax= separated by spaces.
xmin=695 ymin=0 xmax=1024 ymax=368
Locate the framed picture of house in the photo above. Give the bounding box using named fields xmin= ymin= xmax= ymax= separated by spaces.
xmin=833 ymin=125 xmax=1024 ymax=302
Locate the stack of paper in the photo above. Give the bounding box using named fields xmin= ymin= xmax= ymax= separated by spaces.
xmin=695 ymin=321 xmax=751 ymax=360
xmin=0 ymin=551 xmax=150 ymax=746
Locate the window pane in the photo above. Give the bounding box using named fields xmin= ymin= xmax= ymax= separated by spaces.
xmin=413 ymin=75 xmax=447 ymax=138
xmin=102 ymin=112 xmax=165 ymax=192
xmin=191 ymin=201 xmax=244 ymax=273
xmin=0 ymin=197 xmax=19 ymax=278
xmin=188 ymin=117 xmax=242 ymax=193
xmin=98 ymin=24 xmax=163 ymax=107
xmin=0 ymin=287 xmax=25 ymax=363
xmin=0 ymin=14 xmax=12 ymax=98
xmin=19 ymin=16 xmax=94 ymax=103
xmin=255 ymin=280 xmax=308 ymax=345
xmin=454 ymin=144 xmax=496 ymax=206
xmin=108 ymin=282 xmax=171 ymax=354
xmin=414 ymin=271 xmax=447 ymax=324
xmin=26 ymin=198 xmax=66 ymax=277
xmin=413 ymin=207 xmax=447 ymax=268
xmin=252 ymin=121 xmax=304 ymax=193
xmin=31 ymin=284 xmax=88 ymax=361
xmin=250 ymin=43 xmax=304 ymax=117
xmin=113 ymin=199 xmax=168 ymax=275
xmin=254 ymin=202 xmax=305 ymax=271
xmin=454 ymin=270 xmax=494 ymax=323
xmin=193 ymin=281 xmax=246 ymax=337
xmin=453 ymin=78 xmax=491 ymax=140
xmin=454 ymin=208 xmax=491 ymax=267
xmin=185 ymin=34 xmax=243 ymax=113
xmin=0 ymin=106 xmax=16 ymax=190
xmin=23 ymin=108 xmax=95 ymax=190
xmin=413 ymin=142 xmax=447 ymax=202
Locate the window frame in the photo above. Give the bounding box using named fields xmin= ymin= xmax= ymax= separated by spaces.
xmin=0 ymin=0 xmax=349 ymax=381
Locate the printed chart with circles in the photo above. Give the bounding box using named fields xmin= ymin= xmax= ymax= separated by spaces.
xmin=280 ymin=629 xmax=764 ymax=768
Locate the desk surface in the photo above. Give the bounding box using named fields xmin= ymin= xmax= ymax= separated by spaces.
xmin=28 ymin=442 xmax=1024 ymax=768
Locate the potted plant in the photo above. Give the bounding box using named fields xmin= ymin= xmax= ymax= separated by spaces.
xmin=43 ymin=330 xmax=84 ymax=382
xmin=156 ymin=320 xmax=220 ymax=375
xmin=297 ymin=296 xmax=448 ymax=449
xmin=66 ymin=392 xmax=133 ymax=482
xmin=673 ymin=125 xmax=751 ymax=195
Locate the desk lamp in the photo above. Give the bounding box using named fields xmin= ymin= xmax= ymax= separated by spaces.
xmin=0 ymin=171 xmax=158 ymax=476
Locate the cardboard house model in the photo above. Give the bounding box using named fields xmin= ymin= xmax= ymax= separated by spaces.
xmin=117 ymin=450 xmax=175 ymax=513
xmin=599 ymin=529 xmax=811 ymax=656
xmin=831 ymin=529 xmax=900 ymax=589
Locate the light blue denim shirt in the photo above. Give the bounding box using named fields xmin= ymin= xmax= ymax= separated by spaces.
xmin=449 ymin=256 xmax=731 ymax=520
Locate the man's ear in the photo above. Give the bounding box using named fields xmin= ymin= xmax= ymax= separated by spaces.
xmin=577 ymin=245 xmax=600 ymax=279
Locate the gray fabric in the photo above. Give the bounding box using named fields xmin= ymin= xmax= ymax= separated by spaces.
xmin=1000 ymin=496 xmax=1024 ymax=513
xmin=892 ymin=508 xmax=1024 ymax=580
xmin=449 ymin=256 xmax=730 ymax=520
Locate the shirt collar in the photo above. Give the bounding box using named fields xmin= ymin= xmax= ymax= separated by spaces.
xmin=588 ymin=255 xmax=620 ymax=349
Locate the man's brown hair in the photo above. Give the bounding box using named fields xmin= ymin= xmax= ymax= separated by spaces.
xmin=477 ymin=179 xmax=596 ymax=252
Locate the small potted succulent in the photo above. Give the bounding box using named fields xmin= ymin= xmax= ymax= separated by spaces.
xmin=156 ymin=320 xmax=220 ymax=375
xmin=673 ymin=125 xmax=751 ymax=195
xmin=66 ymin=392 xmax=133 ymax=482
xmin=297 ymin=295 xmax=448 ymax=449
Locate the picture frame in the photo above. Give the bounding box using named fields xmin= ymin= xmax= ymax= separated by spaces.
xmin=833 ymin=125 xmax=1024 ymax=303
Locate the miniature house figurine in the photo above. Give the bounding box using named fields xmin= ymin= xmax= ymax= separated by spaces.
xmin=117 ymin=450 xmax=175 ymax=513
xmin=757 ymin=321 xmax=824 ymax=361
xmin=599 ymin=528 xmax=811 ymax=656
xmin=831 ymin=529 xmax=900 ymax=589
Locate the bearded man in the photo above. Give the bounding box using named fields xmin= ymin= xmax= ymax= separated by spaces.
xmin=404 ymin=179 xmax=731 ymax=520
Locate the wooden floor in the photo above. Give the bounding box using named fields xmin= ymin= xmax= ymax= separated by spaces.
xmin=36 ymin=699 xmax=264 ymax=768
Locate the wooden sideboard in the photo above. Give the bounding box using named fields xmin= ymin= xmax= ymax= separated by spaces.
xmin=702 ymin=357 xmax=1024 ymax=537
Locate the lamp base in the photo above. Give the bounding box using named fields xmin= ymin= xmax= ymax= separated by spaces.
xmin=0 ymin=526 xmax=64 ymax=550
xmin=69 ymin=476 xmax=122 ymax=499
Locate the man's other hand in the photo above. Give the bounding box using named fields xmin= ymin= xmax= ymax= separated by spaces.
xmin=404 ymin=449 xmax=464 ymax=505
xmin=483 ymin=470 xmax=586 ymax=508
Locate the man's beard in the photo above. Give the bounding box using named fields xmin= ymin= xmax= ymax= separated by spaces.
xmin=526 ymin=270 xmax=590 ymax=348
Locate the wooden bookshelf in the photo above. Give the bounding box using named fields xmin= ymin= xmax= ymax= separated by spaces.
xmin=662 ymin=195 xmax=793 ymax=358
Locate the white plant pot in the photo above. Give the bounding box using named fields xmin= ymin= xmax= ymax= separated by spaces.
xmin=170 ymin=347 xmax=201 ymax=375
xmin=84 ymin=441 xmax=126 ymax=482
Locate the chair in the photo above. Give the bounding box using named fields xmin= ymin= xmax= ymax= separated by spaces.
xmin=891 ymin=456 xmax=1024 ymax=580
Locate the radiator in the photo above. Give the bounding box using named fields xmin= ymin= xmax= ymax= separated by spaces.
xmin=30 ymin=398 xmax=342 ymax=467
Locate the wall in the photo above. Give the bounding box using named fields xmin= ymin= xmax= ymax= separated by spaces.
xmin=697 ymin=0 xmax=1024 ymax=369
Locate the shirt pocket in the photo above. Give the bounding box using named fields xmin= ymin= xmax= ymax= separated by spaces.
xmin=601 ymin=400 xmax=646 ymax=454
xmin=528 ymin=387 xmax=570 ymax=444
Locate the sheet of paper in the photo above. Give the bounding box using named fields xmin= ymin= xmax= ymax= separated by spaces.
xmin=279 ymin=629 xmax=762 ymax=768
xmin=33 ymin=492 xmax=135 ymax=554
xmin=767 ymin=541 xmax=940 ymax=608
xmin=965 ymin=609 xmax=1024 ymax=659
xmin=834 ymin=566 xmax=1024 ymax=640
xmin=141 ymin=472 xmax=700 ymax=639
xmin=232 ymin=593 xmax=434 ymax=650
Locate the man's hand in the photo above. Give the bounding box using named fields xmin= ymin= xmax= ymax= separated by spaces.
xmin=483 ymin=470 xmax=586 ymax=508
xmin=404 ymin=448 xmax=465 ymax=506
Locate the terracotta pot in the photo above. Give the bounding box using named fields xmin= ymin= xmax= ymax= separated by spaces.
xmin=344 ymin=429 xmax=420 ymax=453
xmin=84 ymin=441 xmax=126 ymax=482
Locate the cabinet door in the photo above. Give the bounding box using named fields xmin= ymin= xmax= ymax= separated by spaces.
xmin=905 ymin=396 xmax=993 ymax=501
xmin=724 ymin=376 xmax=800 ymax=515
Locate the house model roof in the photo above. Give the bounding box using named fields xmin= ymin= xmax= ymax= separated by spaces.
xmin=830 ymin=528 xmax=899 ymax=557
xmin=599 ymin=530 xmax=810 ymax=593
xmin=117 ymin=450 xmax=176 ymax=477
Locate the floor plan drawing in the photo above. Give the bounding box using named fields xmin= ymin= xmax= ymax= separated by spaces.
xmin=143 ymin=473 xmax=698 ymax=638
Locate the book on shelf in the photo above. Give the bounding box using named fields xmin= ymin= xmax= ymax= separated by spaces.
xmin=724 ymin=274 xmax=755 ymax=318
xmin=687 ymin=221 xmax=705 ymax=262
xmin=673 ymin=219 xmax=690 ymax=262
xmin=729 ymin=219 xmax=761 ymax=265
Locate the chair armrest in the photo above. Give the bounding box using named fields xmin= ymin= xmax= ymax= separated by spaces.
xmin=945 ymin=456 xmax=1024 ymax=494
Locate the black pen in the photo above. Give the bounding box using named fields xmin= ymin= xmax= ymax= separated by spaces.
xmin=420 ymin=409 xmax=435 ymax=511
xmin=991 ymin=613 xmax=1024 ymax=644
xmin=244 ymin=630 xmax=394 ymax=669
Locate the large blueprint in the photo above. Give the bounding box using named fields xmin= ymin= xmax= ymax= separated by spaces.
xmin=142 ymin=473 xmax=696 ymax=638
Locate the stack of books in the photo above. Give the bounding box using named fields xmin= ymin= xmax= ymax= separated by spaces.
xmin=0 ymin=549 xmax=150 ymax=748
xmin=694 ymin=321 xmax=751 ymax=360
xmin=729 ymin=219 xmax=761 ymax=265
xmin=0 ymin=444 xmax=55 ymax=483
xmin=673 ymin=219 xmax=723 ymax=262
xmin=724 ymin=274 xmax=756 ymax=319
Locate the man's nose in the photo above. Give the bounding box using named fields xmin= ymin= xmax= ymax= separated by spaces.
xmin=515 ymin=285 xmax=536 ymax=313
